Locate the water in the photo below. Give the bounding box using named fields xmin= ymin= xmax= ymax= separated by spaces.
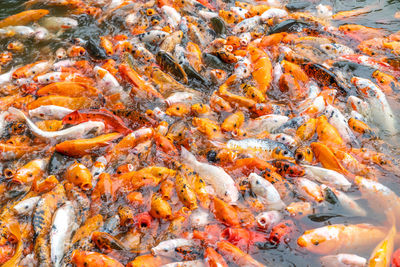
xmin=0 ymin=0 xmax=26 ymax=19
xmin=331 ymin=0 xmax=400 ymax=31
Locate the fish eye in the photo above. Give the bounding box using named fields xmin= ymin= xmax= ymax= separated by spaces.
xmin=146 ymin=9 xmax=155 ymax=16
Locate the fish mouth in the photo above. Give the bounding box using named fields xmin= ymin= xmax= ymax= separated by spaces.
xmin=297 ymin=236 xmax=308 ymax=247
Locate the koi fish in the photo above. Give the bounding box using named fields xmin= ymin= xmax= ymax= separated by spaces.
xmin=181 ymin=147 xmax=239 ymax=203
xmin=323 ymin=105 xmax=358 ymax=145
xmin=8 ymin=107 xmax=105 ymax=142
xmin=249 ymin=173 xmax=286 ymax=210
xmin=29 ymin=105 xmax=74 ymax=120
xmin=62 ymin=109 xmax=132 ymax=134
xmin=320 ymin=254 xmax=367 ymax=267
xmin=12 ymin=196 xmax=41 ymax=216
xmin=352 ymin=77 xmax=398 ymax=135
xmin=50 ymin=201 xmax=78 ymax=267
xmin=40 ymin=17 xmax=78 ymax=31
xmin=355 ymin=176 xmax=400 ymax=222
xmin=151 ymin=238 xmax=197 ymax=257
xmin=0 ymin=9 xmax=49 ymax=28
xmin=303 ymin=164 xmax=351 ymax=191
xmin=368 ymin=222 xmax=396 ymax=267
xmin=298 ymin=223 xmax=388 ymax=254
xmin=71 ymin=250 xmax=124 ymax=267
xmin=36 ymin=82 xmax=100 ymax=98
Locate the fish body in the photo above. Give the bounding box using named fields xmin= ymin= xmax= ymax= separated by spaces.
xmin=321 ymin=185 xmax=367 ymax=217
xmin=40 ymin=17 xmax=78 ymax=31
xmin=249 ymin=173 xmax=285 ymax=210
xmin=355 ymin=176 xmax=400 ymax=221
xmin=13 ymin=197 xmax=41 ymax=216
xmin=227 ymin=138 xmax=293 ymax=157
xmin=0 ymin=9 xmax=49 ymax=28
xmin=62 ymin=109 xmax=132 ymax=134
xmin=320 ymin=254 xmax=367 ymax=267
xmin=368 ymin=223 xmax=396 ymax=267
xmin=50 ymin=201 xmax=78 ymax=267
xmin=247 ymin=114 xmax=289 ymax=134
xmin=181 ymin=147 xmax=239 ymax=203
xmin=352 ymin=77 xmax=398 ymax=135
xmin=71 ymin=250 xmax=124 ymax=267
xmin=9 ymin=107 xmax=105 ymax=141
xmin=324 ymin=105 xmax=358 ymax=145
xmin=298 ymin=223 xmax=387 ymax=254
xmin=29 ymin=105 xmax=74 ymax=120
xmin=232 ymin=16 xmax=260 ymax=33
xmin=303 ymin=165 xmax=351 ymax=191
xmin=151 ymin=238 xmax=196 ymax=257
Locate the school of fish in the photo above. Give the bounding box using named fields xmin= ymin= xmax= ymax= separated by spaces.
xmin=0 ymin=0 xmax=399 ymax=266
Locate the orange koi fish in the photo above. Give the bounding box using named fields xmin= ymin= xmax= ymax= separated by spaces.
xmin=0 ymin=9 xmax=49 ymax=28
xmin=248 ymin=46 xmax=273 ymax=94
xmin=56 ymin=133 xmax=121 ymax=157
xmin=71 ymin=250 xmax=124 ymax=267
xmin=36 ymin=82 xmax=100 ymax=97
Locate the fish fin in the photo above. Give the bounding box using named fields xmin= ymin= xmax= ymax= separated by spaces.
xmin=209 ymin=140 xmax=226 ymax=149
xmin=385 ymin=209 xmax=396 ymax=229
xmin=7 ymin=107 xmax=27 ymax=121
xmin=180 ymin=146 xmax=197 ymax=165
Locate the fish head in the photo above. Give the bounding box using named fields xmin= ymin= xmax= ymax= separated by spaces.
xmin=347 ymin=96 xmax=368 ymax=113
xmin=297 ymin=226 xmax=341 ymax=254
xmin=271 ymin=147 xmax=293 ymax=160
xmin=62 ymin=110 xmax=82 ymax=125
xmin=351 ymin=77 xmax=376 ymax=98
xmin=316 ymin=115 xmax=328 ymax=126
xmin=249 ymin=172 xmax=264 ymax=189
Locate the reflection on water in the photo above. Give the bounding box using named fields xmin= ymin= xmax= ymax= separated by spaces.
xmin=0 ymin=0 xmax=26 ymax=20
xmin=329 ymin=0 xmax=400 ymax=31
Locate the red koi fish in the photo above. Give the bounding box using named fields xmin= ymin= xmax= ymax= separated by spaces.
xmin=62 ymin=109 xmax=132 ymax=134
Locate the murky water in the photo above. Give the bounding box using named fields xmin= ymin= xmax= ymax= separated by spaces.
xmin=331 ymin=0 xmax=400 ymax=31
xmin=0 ymin=0 xmax=26 ymax=19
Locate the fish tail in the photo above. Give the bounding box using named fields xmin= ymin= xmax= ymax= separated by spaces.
xmin=209 ymin=140 xmax=226 ymax=149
